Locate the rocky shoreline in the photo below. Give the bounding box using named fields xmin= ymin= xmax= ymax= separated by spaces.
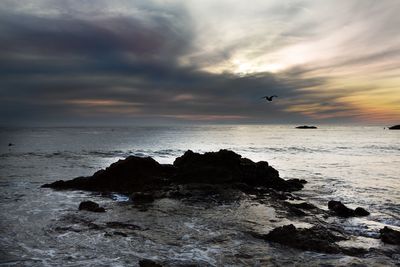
xmin=43 ymin=149 xmax=400 ymax=266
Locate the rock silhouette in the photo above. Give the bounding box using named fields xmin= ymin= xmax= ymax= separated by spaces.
xmin=295 ymin=125 xmax=317 ymax=129
xmin=42 ymin=150 xmax=305 ymax=194
xmin=388 ymin=125 xmax=400 ymax=130
xmin=78 ymin=201 xmax=105 ymax=212
xmin=328 ymin=200 xmax=370 ymax=217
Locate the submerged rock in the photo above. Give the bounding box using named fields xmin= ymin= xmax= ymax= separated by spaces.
xmin=139 ymin=259 xmax=163 ymax=267
xmin=43 ymin=150 xmax=304 ymax=194
xmin=105 ymin=221 xmax=141 ymax=230
xmin=295 ymin=125 xmax=317 ymax=129
xmin=388 ymin=125 xmax=400 ymax=130
xmin=291 ymin=202 xmax=317 ymax=210
xmin=328 ymin=200 xmax=369 ymax=217
xmin=262 ymin=224 xmax=345 ymax=254
xmin=78 ymin=201 xmax=105 ymax=212
xmin=380 ymin=227 xmax=400 ymax=245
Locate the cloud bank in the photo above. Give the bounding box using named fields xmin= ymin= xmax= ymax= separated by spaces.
xmin=0 ymin=0 xmax=399 ymax=125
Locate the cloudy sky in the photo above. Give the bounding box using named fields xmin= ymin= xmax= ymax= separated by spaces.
xmin=1 ymin=0 xmax=399 ymax=126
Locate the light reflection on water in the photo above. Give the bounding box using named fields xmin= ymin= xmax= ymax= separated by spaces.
xmin=0 ymin=125 xmax=399 ymax=266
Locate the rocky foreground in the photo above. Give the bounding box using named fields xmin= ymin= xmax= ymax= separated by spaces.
xmin=43 ymin=150 xmax=400 ymax=266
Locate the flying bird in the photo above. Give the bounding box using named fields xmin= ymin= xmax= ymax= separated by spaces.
xmin=261 ymin=95 xmax=277 ymax=101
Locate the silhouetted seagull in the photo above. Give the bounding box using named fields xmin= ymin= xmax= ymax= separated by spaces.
xmin=261 ymin=95 xmax=277 ymax=101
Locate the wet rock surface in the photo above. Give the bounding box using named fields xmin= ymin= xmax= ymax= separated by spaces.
xmin=139 ymin=259 xmax=163 ymax=267
xmin=78 ymin=200 xmax=105 ymax=212
xmin=261 ymin=224 xmax=345 ymax=253
xmin=256 ymin=224 xmax=369 ymax=256
xmin=328 ymin=200 xmax=370 ymax=217
xmin=380 ymin=227 xmax=400 ymax=245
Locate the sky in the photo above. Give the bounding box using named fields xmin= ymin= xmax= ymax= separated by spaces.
xmin=0 ymin=0 xmax=399 ymax=126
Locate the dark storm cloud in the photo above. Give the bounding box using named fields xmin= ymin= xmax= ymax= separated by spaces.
xmin=3 ymin=0 xmax=398 ymax=125
xmin=0 ymin=8 xmax=331 ymax=126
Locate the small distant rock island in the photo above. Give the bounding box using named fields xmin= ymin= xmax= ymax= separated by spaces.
xmin=388 ymin=124 xmax=400 ymax=130
xmin=295 ymin=125 xmax=318 ymax=129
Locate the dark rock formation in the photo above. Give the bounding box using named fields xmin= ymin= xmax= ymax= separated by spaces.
xmin=354 ymin=207 xmax=370 ymax=216
xmin=380 ymin=227 xmax=400 ymax=245
xmin=139 ymin=259 xmax=163 ymax=267
xmin=295 ymin=125 xmax=317 ymax=129
xmin=388 ymin=125 xmax=400 ymax=130
xmin=43 ymin=156 xmax=176 ymax=193
xmin=43 ymin=150 xmax=305 ymax=194
xmin=291 ymin=202 xmax=317 ymax=210
xmin=328 ymin=200 xmax=369 ymax=217
xmin=173 ymin=150 xmax=302 ymax=191
xmin=286 ymin=178 xmax=307 ymax=184
xmin=262 ymin=224 xmax=345 ymax=254
xmin=78 ymin=201 xmax=105 ymax=212
xmin=131 ymin=192 xmax=155 ymax=202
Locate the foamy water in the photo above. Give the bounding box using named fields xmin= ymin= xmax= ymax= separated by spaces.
xmin=0 ymin=125 xmax=399 ymax=266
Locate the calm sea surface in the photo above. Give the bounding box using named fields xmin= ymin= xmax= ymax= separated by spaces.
xmin=0 ymin=125 xmax=399 ymax=266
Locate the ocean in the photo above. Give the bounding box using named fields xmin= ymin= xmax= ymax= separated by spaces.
xmin=0 ymin=125 xmax=399 ymax=266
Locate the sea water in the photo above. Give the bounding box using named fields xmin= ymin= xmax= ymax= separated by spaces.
xmin=0 ymin=125 xmax=399 ymax=266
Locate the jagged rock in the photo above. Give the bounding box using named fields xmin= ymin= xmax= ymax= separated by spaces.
xmin=388 ymin=125 xmax=400 ymax=130
xmin=354 ymin=207 xmax=370 ymax=216
xmin=295 ymin=125 xmax=317 ymax=129
xmin=173 ymin=150 xmax=302 ymax=191
xmin=78 ymin=201 xmax=105 ymax=212
xmin=380 ymin=226 xmax=400 ymax=245
xmin=328 ymin=200 xmax=369 ymax=217
xmin=139 ymin=259 xmax=163 ymax=267
xmin=43 ymin=150 xmax=305 ymax=194
xmin=328 ymin=200 xmax=355 ymax=217
xmin=43 ymin=156 xmax=176 ymax=193
xmin=262 ymin=224 xmax=345 ymax=254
